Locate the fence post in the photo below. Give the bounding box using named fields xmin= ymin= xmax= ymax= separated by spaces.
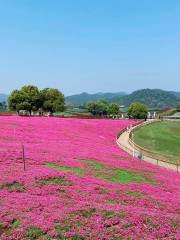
xmin=22 ymin=144 xmax=26 ymax=171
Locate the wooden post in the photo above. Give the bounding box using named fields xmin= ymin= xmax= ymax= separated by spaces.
xmin=22 ymin=144 xmax=26 ymax=171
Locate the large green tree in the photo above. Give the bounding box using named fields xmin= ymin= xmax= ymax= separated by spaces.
xmin=40 ymin=88 xmax=65 ymax=114
xmin=21 ymin=85 xmax=40 ymax=114
xmin=8 ymin=85 xmax=40 ymax=115
xmin=8 ymin=89 xmax=26 ymax=114
xmin=108 ymin=103 xmax=119 ymax=115
xmin=8 ymin=86 xmax=65 ymax=115
xmin=127 ymin=102 xmax=148 ymax=119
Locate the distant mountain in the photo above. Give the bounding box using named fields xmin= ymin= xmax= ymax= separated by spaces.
xmin=2 ymin=89 xmax=180 ymax=109
xmin=0 ymin=94 xmax=8 ymax=103
xmin=65 ymin=92 xmax=127 ymax=105
xmin=110 ymin=89 xmax=179 ymax=108
xmin=170 ymin=91 xmax=180 ymax=99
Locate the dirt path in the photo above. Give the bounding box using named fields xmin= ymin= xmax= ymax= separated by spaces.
xmin=117 ymin=121 xmax=179 ymax=172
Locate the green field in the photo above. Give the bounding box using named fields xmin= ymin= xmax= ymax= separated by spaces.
xmin=133 ymin=121 xmax=180 ymax=158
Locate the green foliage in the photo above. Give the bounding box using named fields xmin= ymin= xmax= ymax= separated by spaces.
xmin=40 ymin=88 xmax=65 ymax=113
xmin=77 ymin=208 xmax=96 ymax=218
xmin=66 ymin=89 xmax=180 ymax=108
xmin=110 ymin=89 xmax=179 ymax=109
xmin=177 ymin=102 xmax=180 ymax=112
xmin=0 ymin=181 xmax=24 ymax=192
xmin=85 ymin=160 xmax=156 ymax=185
xmin=0 ymin=101 xmax=7 ymax=111
xmin=86 ymin=99 xmax=108 ymax=115
xmin=10 ymin=219 xmax=20 ymax=228
xmin=55 ymin=225 xmax=70 ymax=233
xmin=8 ymin=85 xmax=40 ymax=115
xmin=25 ymin=226 xmax=43 ymax=239
xmin=65 ymin=92 xmax=126 ymax=105
xmin=8 ymin=89 xmax=25 ymax=113
xmin=102 ymin=210 xmax=126 ymax=219
xmin=8 ymin=85 xmax=65 ymax=115
xmin=127 ymin=102 xmax=148 ymax=119
xmin=21 ymin=85 xmax=40 ymax=112
xmin=0 ymin=218 xmax=19 ymax=236
xmin=36 ymin=177 xmax=69 ymax=186
xmin=45 ymin=162 xmax=84 ymax=176
xmin=108 ymin=169 xmax=156 ymax=185
xmin=55 ymin=222 xmax=85 ymax=239
xmin=87 ymin=100 xmax=120 ymax=116
xmin=108 ymin=103 xmax=119 ymax=115
xmin=126 ymin=191 xmax=144 ymax=197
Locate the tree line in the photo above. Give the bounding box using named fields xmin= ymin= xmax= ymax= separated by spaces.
xmin=86 ymin=100 xmax=120 ymax=116
xmin=7 ymin=85 xmax=149 ymax=119
xmin=8 ymin=85 xmax=180 ymax=119
xmin=86 ymin=99 xmax=149 ymax=119
xmin=8 ymin=85 xmax=65 ymax=115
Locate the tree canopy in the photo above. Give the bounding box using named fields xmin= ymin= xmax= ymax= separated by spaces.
xmin=40 ymin=88 xmax=65 ymax=113
xmin=86 ymin=100 xmax=108 ymax=116
xmin=8 ymin=85 xmax=65 ymax=115
xmin=127 ymin=102 xmax=148 ymax=119
xmin=108 ymin=103 xmax=119 ymax=115
xmin=86 ymin=100 xmax=119 ymax=116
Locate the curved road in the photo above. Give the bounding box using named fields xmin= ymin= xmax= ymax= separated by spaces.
xmin=117 ymin=121 xmax=179 ymax=172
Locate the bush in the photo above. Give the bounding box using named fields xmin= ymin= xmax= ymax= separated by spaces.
xmin=127 ymin=102 xmax=148 ymax=119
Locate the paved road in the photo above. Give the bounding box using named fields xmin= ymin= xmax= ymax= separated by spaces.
xmin=117 ymin=122 xmax=179 ymax=172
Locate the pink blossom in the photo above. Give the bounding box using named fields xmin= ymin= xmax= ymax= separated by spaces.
xmin=0 ymin=116 xmax=179 ymax=239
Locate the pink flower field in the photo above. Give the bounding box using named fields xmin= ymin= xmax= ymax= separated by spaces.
xmin=0 ymin=117 xmax=179 ymax=240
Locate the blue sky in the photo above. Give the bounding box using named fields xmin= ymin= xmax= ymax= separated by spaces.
xmin=0 ymin=0 xmax=180 ymax=95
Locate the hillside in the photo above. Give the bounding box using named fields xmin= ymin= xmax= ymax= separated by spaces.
xmin=109 ymin=89 xmax=179 ymax=108
xmin=170 ymin=91 xmax=180 ymax=99
xmin=66 ymin=89 xmax=180 ymax=108
xmin=2 ymin=89 xmax=180 ymax=108
xmin=65 ymin=92 xmax=126 ymax=105
xmin=0 ymin=93 xmax=8 ymax=103
xmin=0 ymin=117 xmax=179 ymax=239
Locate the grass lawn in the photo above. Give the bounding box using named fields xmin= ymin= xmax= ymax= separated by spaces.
xmin=133 ymin=121 xmax=180 ymax=158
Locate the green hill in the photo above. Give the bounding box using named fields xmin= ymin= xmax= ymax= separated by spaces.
xmin=170 ymin=91 xmax=180 ymax=99
xmin=65 ymin=92 xmax=126 ymax=105
xmin=110 ymin=89 xmax=179 ymax=108
xmin=3 ymin=89 xmax=180 ymax=109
